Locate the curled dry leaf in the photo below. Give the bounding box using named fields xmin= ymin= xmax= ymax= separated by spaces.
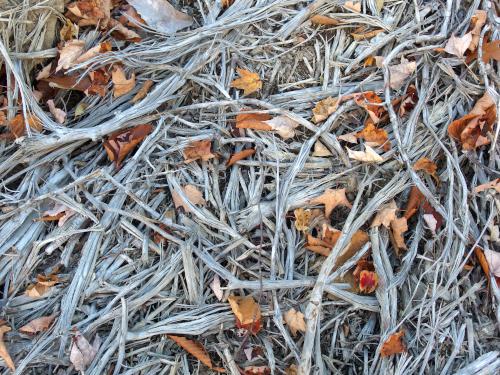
xmin=353 ymin=91 xmax=384 ymax=124
xmin=25 ymin=274 xmax=61 ymax=298
xmin=413 ymin=157 xmax=439 ymax=183
xmin=484 ymin=250 xmax=500 ymax=278
xmin=230 ymin=68 xmax=262 ymax=96
xmin=0 ymin=324 xmax=15 ymax=371
xmin=131 ymin=79 xmax=154 ymax=103
xmin=56 ymin=39 xmax=85 ymax=72
xmin=389 ymin=61 xmax=417 ymax=90
xmin=127 ymin=0 xmax=193 ymax=34
xmin=103 ymin=124 xmax=153 ymax=167
xmin=444 ymin=33 xmax=472 ymax=57
xmin=371 ymin=200 xmax=397 ymax=228
xmin=19 ymin=315 xmax=55 ymax=334
xmin=404 ymin=186 xmax=425 ymax=220
xmin=474 ymin=178 xmax=500 ymax=194
xmin=168 ymin=335 xmax=225 ymax=372
xmin=183 ymin=139 xmax=215 ymax=163
xmin=70 ymin=330 xmax=100 ymax=372
xmin=468 ymin=10 xmax=487 ymax=52
xmin=305 ymin=225 xmax=341 ymax=257
xmin=310 ymin=15 xmax=343 ymax=26
xmin=356 ymin=121 xmax=390 ymax=151
xmin=309 ymin=188 xmax=352 ymax=218
xmin=390 ymin=217 xmax=408 ymax=252
xmin=171 ymin=185 xmax=206 ymax=213
xmin=38 ymin=203 xmax=76 ymax=228
xmin=284 ymin=308 xmax=306 ymax=336
xmin=244 ymin=366 xmax=271 ymax=375
xmin=8 ymin=114 xmax=42 ymax=138
xmin=448 ymin=92 xmax=496 ymax=150
xmin=112 ymin=65 xmax=136 ymax=98
xmin=359 ymin=270 xmax=379 ymax=293
xmin=338 ymin=132 xmax=358 ymax=144
xmin=312 ymin=96 xmax=338 ymax=123
xmin=347 ymin=145 xmax=384 ymax=163
xmin=47 ymin=100 xmax=67 ymax=124
xmin=312 ymin=141 xmax=332 ymax=157
xmin=380 ymin=330 xmax=407 ymax=357
xmin=236 ymin=114 xmax=299 ymax=139
xmin=226 ymin=148 xmax=256 ymax=167
xmin=210 ymin=274 xmax=223 ymax=301
xmin=228 ymin=295 xmax=261 ymax=334
xmin=294 ymin=208 xmax=312 ymax=232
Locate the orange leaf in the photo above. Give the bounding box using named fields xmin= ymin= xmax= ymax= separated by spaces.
xmin=312 ymin=97 xmax=338 ymax=123
xmin=356 ymin=121 xmax=390 ymax=151
xmin=351 ymin=29 xmax=384 ymax=41
xmin=310 ymin=15 xmax=343 ymax=26
xmin=236 ymin=119 xmax=273 ymax=131
xmin=334 ymin=230 xmax=369 ymax=269
xmin=168 ymin=335 xmax=225 ymax=372
xmin=283 ymin=308 xmax=306 ymax=336
xmin=294 ymin=208 xmax=313 ymax=232
xmin=380 ymin=330 xmax=407 ymax=357
xmin=8 ymin=114 xmax=42 ymax=138
xmin=236 ymin=112 xmax=272 ymax=123
xmin=103 ymin=124 xmax=153 ymax=167
xmin=398 ymin=85 xmax=418 ymax=117
xmin=309 ymin=188 xmax=352 ymax=218
xmin=226 ymin=148 xmax=256 ymax=167
xmin=131 ymin=79 xmax=154 ymax=103
xmin=171 ymin=184 xmax=206 ymax=213
xmin=413 ymin=157 xmax=439 ymax=183
xmin=404 ymin=186 xmax=425 ymax=220
xmin=353 ymin=258 xmax=375 ymax=283
xmin=230 ymin=68 xmax=262 ymax=96
xmin=19 ymin=315 xmax=55 ymax=334
xmin=474 ymin=247 xmax=490 ymax=279
xmin=359 ymin=270 xmax=379 ymax=293
xmin=390 ymin=217 xmax=408 ymax=252
xmin=354 ymin=92 xmax=385 ymax=124
xmin=0 ymin=324 xmax=15 ymax=371
xmin=468 ymin=10 xmax=487 ymax=52
xmin=25 ymin=274 xmax=61 ymax=298
xmin=182 ymin=139 xmax=215 ymax=163
xmin=474 ymin=178 xmax=500 ymax=194
xmin=221 ymin=0 xmax=234 ymax=8
xmin=481 ymin=40 xmax=500 ymax=63
xmin=112 ymin=65 xmax=136 ymax=98
xmin=228 ymin=295 xmax=261 ymax=334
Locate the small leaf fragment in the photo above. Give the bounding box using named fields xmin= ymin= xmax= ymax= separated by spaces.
xmin=19 ymin=315 xmax=55 ymax=334
xmin=171 ymin=185 xmax=206 ymax=213
xmin=228 ymin=295 xmax=261 ymax=334
xmin=0 ymin=324 xmax=15 ymax=371
xmin=70 ymin=331 xmax=100 ymax=372
xmin=183 ymin=139 xmax=215 ymax=163
xmin=131 ymin=79 xmax=154 ymax=103
xmin=359 ymin=270 xmax=379 ymax=293
xmin=309 ymin=188 xmax=352 ymax=218
xmin=284 ymin=308 xmax=306 ymax=336
xmin=380 ymin=330 xmax=407 ymax=357
xmin=371 ymin=201 xmax=397 ymax=228
xmin=112 ymin=65 xmax=136 ymax=98
xmin=168 ymin=335 xmax=224 ymax=372
xmin=230 ymin=68 xmax=262 ymax=96
xmin=413 ymin=157 xmax=439 ymax=183
xmin=347 ymin=145 xmax=384 ymax=163
xmin=103 ymin=124 xmax=153 ymax=167
xmin=227 ymin=148 xmax=256 ymax=167
xmin=444 ymin=33 xmax=473 ymax=57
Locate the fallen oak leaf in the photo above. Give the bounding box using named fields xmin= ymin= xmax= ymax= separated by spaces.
xmin=183 ymin=139 xmax=215 ymax=163
xmin=480 ymin=40 xmax=500 ymax=63
xmin=312 ymin=96 xmax=338 ymax=123
xmin=168 ymin=335 xmax=225 ymax=372
xmin=230 ymin=68 xmax=262 ymax=96
xmin=283 ymin=308 xmax=306 ymax=336
xmin=70 ymin=330 xmax=100 ymax=372
xmin=226 ymin=148 xmax=256 ymax=167
xmin=104 ymin=124 xmax=153 ymax=167
xmin=127 ymin=0 xmax=193 ymax=34
xmin=228 ymin=295 xmax=261 ymax=334
xmin=309 ymin=188 xmax=352 ymax=218
xmin=19 ymin=315 xmax=55 ymax=334
xmin=333 ymin=230 xmax=369 ymax=269
xmin=338 ymin=132 xmax=358 ymax=144
xmin=0 ymin=324 xmax=15 ymax=371
xmin=353 ymin=91 xmax=384 ymax=124
xmin=404 ymin=186 xmax=425 ymax=220
xmin=444 ymin=33 xmax=473 ymax=57
xmin=66 ymin=0 xmax=111 ymax=26
xmin=74 ymin=40 xmax=112 ymax=64
xmin=47 ymin=100 xmax=66 ymax=124
xmin=112 ymin=65 xmax=135 ymax=98
xmin=347 ymin=144 xmax=384 ymax=163
xmin=380 ymin=330 xmax=407 ymax=357
xmin=171 ymin=184 xmax=206 ymax=213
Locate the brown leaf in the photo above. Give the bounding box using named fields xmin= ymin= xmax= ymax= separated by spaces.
xmin=127 ymin=0 xmax=193 ymax=34
xmin=112 ymin=65 xmax=135 ymax=98
xmin=106 ymin=18 xmax=142 ymax=41
xmin=0 ymin=324 xmax=15 ymax=371
xmin=390 ymin=217 xmax=408 ymax=251
xmin=468 ymin=10 xmax=487 ymax=52
xmin=371 ymin=200 xmax=398 ymax=228
xmin=87 ymin=68 xmax=111 ymax=97
xmin=74 ymin=41 xmax=112 ymax=64
xmin=380 ymin=330 xmax=407 ymax=357
xmin=131 ymin=79 xmax=154 ymax=103
xmin=344 ymin=1 xmax=361 ymax=12
xmin=118 ymin=5 xmax=146 ymax=29
xmin=338 ymin=132 xmax=358 ymax=144
xmin=42 ymin=73 xmax=92 ymax=92
xmin=309 ymin=188 xmax=352 ymax=218
xmin=230 ymin=68 xmax=262 ymax=96
xmin=67 ymin=0 xmax=111 ymax=26
xmin=284 ymin=308 xmax=306 ymax=336
xmin=236 ymin=112 xmax=272 ymax=124
xmin=47 ymin=100 xmax=66 ymax=124
xmin=60 ymin=19 xmax=79 ymax=41
xmin=347 ymin=145 xmax=384 ymax=163
xmin=294 ymin=208 xmax=312 ymax=232
xmin=312 ymin=141 xmax=332 ymax=157
xmin=356 ymin=121 xmax=390 ymax=151
xmin=359 ymin=270 xmax=379 ymax=293
xmin=474 ymin=178 xmax=500 ymax=194
xmin=351 ymin=29 xmax=384 ymax=40
xmin=24 ymin=274 xmax=61 ymax=298
xmin=474 ymin=247 xmax=499 ymax=288
xmin=389 ymin=61 xmax=417 ymax=90
xmin=183 ymin=139 xmax=215 ymax=163
xmin=57 ymin=39 xmax=85 ymax=72
xmin=413 ymin=157 xmax=439 ymax=183
xmin=8 ymin=114 xmax=42 ymax=138
xmin=484 ymin=249 xmax=500 ymax=278
xmin=334 ymin=230 xmax=369 ymax=269
xmin=228 ymin=295 xmax=262 ymax=334
xmin=226 ymin=148 xmax=256 ymax=167
xmin=236 ymin=114 xmax=298 ymax=139
xmin=404 ymin=186 xmax=425 ymax=220
xmin=221 ymin=0 xmax=234 ymax=8
xmin=481 ymin=40 xmax=500 ymax=63
xmin=70 ymin=330 xmax=100 ymax=372
xmin=353 ymin=91 xmax=384 ymax=124
xmin=168 ymin=335 xmax=225 ymax=372
xmin=310 ymin=15 xmax=343 ymax=26
xmin=244 ymin=366 xmax=271 ymax=375
xmin=444 ymin=33 xmax=472 ymax=57
xmin=312 ymin=96 xmax=338 ymax=123
xmin=422 ymin=201 xmax=443 ymax=232
xmin=103 ymin=124 xmax=153 ymax=167
xmin=19 ymin=315 xmax=55 ymax=334
xmin=398 ymin=85 xmax=418 ymax=117
xmin=171 ymin=184 xmax=206 ymax=213
xmin=37 ymin=203 xmax=76 ymax=227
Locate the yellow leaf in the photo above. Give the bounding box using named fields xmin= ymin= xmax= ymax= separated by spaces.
xmin=230 ymin=68 xmax=262 ymax=96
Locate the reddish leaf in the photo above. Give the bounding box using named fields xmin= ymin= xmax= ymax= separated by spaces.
xmin=404 ymin=186 xmax=425 ymax=220
xmin=356 ymin=121 xmax=390 ymax=151
xmin=380 ymin=330 xmax=407 ymax=357
xmin=359 ymin=270 xmax=379 ymax=293
xmin=103 ymin=124 xmax=153 ymax=168
xmin=226 ymin=148 xmax=256 ymax=167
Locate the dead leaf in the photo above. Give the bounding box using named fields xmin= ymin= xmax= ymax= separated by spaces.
xmin=265 ymin=115 xmax=299 ymax=139
xmin=210 ymin=275 xmax=223 ymax=301
xmin=305 ymin=226 xmax=339 ymax=257
xmin=56 ymin=39 xmax=85 ymax=72
xmin=371 ymin=200 xmax=397 ymax=228
xmin=227 ymin=148 xmax=256 ymax=167
xmin=312 ymin=141 xmax=332 ymax=157
xmin=468 ymin=10 xmax=487 ymax=52
xmin=67 ymin=0 xmax=111 ymax=26
xmin=38 ymin=203 xmax=75 ymax=227
xmin=484 ymin=250 xmax=500 ymax=278
xmin=448 ymin=92 xmax=496 ymax=150
xmin=42 ymin=73 xmax=92 ymax=92
xmin=423 ymin=213 xmax=438 ymax=234
xmin=474 ymin=178 xmax=500 ymax=194
xmin=228 ymin=295 xmax=261 ymax=334
xmin=103 ymin=124 xmax=153 ymax=167
xmin=404 ymin=186 xmax=425 ymax=220
xmin=284 ymin=308 xmax=306 ymax=336
xmin=25 ymin=274 xmax=61 ymax=298
xmin=221 ymin=0 xmax=234 ymax=8
xmin=118 ymin=5 xmax=145 ymax=28
xmin=312 ymin=96 xmax=338 ymax=123
xmin=334 ymin=230 xmax=369 ymax=268
xmin=398 ymin=85 xmax=418 ymax=117
xmin=380 ymin=330 xmax=407 ymax=357
xmin=74 ymin=102 xmax=89 ymax=117
xmin=75 ymin=40 xmax=112 ymax=64
xmin=19 ymin=316 xmax=55 ymax=334
xmin=183 ymin=139 xmax=215 ymax=163
xmin=244 ymin=366 xmax=271 ymax=375
xmin=480 ymin=40 xmax=500 ymax=63
xmin=112 ymin=65 xmax=135 ymax=98
xmin=389 ymin=61 xmax=417 ymax=90
xmin=131 ymin=80 xmax=154 ymax=103
xmin=168 ymin=335 xmax=224 ymax=372
xmin=347 ymin=145 xmax=384 ymax=163
xmin=444 ymin=33 xmax=473 ymax=57
xmin=0 ymin=324 xmax=15 ymax=371
xmin=422 ymin=201 xmax=443 ymax=231
xmin=359 ymin=270 xmax=379 ymax=293
xmin=390 ymin=217 xmax=408 ymax=251
xmin=353 ymin=91 xmax=384 ymax=124
xmin=60 ymin=19 xmax=79 ymax=41
xmin=351 ymin=29 xmax=384 ymax=40
xmin=127 ymin=0 xmax=193 ymax=34
xmin=294 ymin=208 xmax=312 ymax=232
xmin=70 ymin=330 xmax=100 ymax=372
xmin=47 ymin=100 xmax=66 ymax=124
xmin=413 ymin=158 xmax=439 ymax=183
xmin=356 ymin=121 xmax=390 ymax=151
xmin=230 ymin=68 xmax=262 ymax=96
xmin=87 ymin=68 xmax=111 ymax=97
xmin=285 ymin=365 xmax=298 ymax=375
xmin=309 ymin=188 xmax=352 ymax=218
xmin=107 ymin=18 xmax=142 ymax=41
xmin=171 ymin=185 xmax=206 ymax=213
xmin=8 ymin=114 xmax=42 ymax=138
xmin=344 ymin=1 xmax=361 ymax=12
xmin=338 ymin=132 xmax=358 ymax=143
xmin=310 ymin=15 xmax=343 ymax=26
